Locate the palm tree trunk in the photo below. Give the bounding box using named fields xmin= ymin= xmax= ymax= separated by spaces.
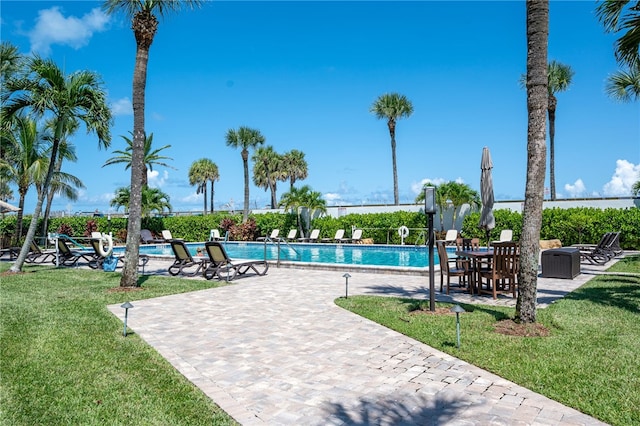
xmin=120 ymin=43 xmax=148 ymax=287
xmin=203 ymin=183 xmax=208 ymax=214
xmin=388 ymin=121 xmax=399 ymax=205
xmin=14 ymin=191 xmax=26 ymax=245
xmin=516 ymin=0 xmax=549 ymax=324
xmin=548 ymin=95 xmax=557 ymax=200
xmin=10 ymin=142 xmax=60 ymax=272
xmin=210 ymin=181 xmax=215 ymax=213
xmin=242 ymin=150 xmax=249 ymax=222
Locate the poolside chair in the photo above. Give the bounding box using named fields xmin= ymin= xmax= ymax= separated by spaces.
xmin=257 ymin=229 xmax=280 ymax=242
xmin=168 ymin=239 xmax=208 ymax=277
xmin=351 ymin=229 xmax=363 ymax=244
xmin=203 ymin=241 xmax=269 ymax=281
xmin=571 ymin=232 xmax=618 ymax=265
xmin=478 ymin=241 xmax=519 ymax=299
xmin=87 ymin=238 xmax=122 ymax=270
xmin=140 ymin=229 xmax=163 ymax=244
xmin=437 ymin=240 xmax=472 ymax=294
xmin=209 ymin=229 xmax=222 ymax=241
xmin=282 ymin=229 xmax=298 ymax=242
xmin=321 ymin=229 xmax=345 ymax=243
xmin=443 ymin=229 xmax=458 ymax=246
xmin=298 ymin=229 xmax=320 ymax=243
xmin=56 ymin=238 xmax=93 ymax=267
xmin=491 ymin=229 xmax=513 ymax=246
xmin=161 ymin=230 xmax=176 ymax=241
xmin=23 ymin=240 xmax=57 ymax=264
xmin=0 ymin=246 xmax=20 ymax=260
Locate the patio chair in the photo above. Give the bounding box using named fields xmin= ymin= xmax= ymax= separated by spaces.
xmin=298 ymin=229 xmax=320 ymax=243
xmin=436 ymin=240 xmax=472 ymax=294
xmin=257 ymin=229 xmax=279 ymax=242
xmin=87 ymin=238 xmax=122 ymax=270
xmin=282 ymin=229 xmax=298 ymax=242
xmin=168 ymin=239 xmax=208 ymax=277
xmin=203 ymin=241 xmax=269 ymax=281
xmin=56 ymin=238 xmax=93 ymax=267
xmin=321 ymin=229 xmax=345 ymax=243
xmin=351 ymin=229 xmax=363 ymax=244
xmin=443 ymin=229 xmax=458 ymax=245
xmin=140 ymin=229 xmax=163 ymax=244
xmin=24 ymin=240 xmax=57 ymax=264
xmin=491 ymin=229 xmax=513 ymax=246
xmin=161 ymin=230 xmax=177 ymax=241
xmin=478 ymin=241 xmax=519 ymax=299
xmin=209 ymin=229 xmax=222 ymax=241
xmin=571 ymin=232 xmax=617 ymax=265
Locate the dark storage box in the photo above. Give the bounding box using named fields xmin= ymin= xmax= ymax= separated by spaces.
xmin=541 ymin=247 xmax=580 ymax=279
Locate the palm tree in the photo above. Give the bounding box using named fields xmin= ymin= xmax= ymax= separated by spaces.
xmin=0 ymin=114 xmax=48 ymax=244
xmin=370 ymin=93 xmax=413 ymax=205
xmin=517 ymin=0 xmax=549 ymax=324
xmin=445 ymin=182 xmax=480 ymax=229
xmin=281 ymin=149 xmax=308 ymax=190
xmin=596 ymin=0 xmax=640 ymax=68
xmin=103 ymin=132 xmax=174 ymax=186
xmin=605 ymin=62 xmax=640 ymax=102
xmin=2 ymin=56 xmax=112 ymax=272
xmin=188 ymin=158 xmax=219 ymax=214
xmin=225 ymin=126 xmax=265 ymax=221
xmin=102 ymin=0 xmax=202 ymax=287
xmin=547 ymin=61 xmax=574 ymax=200
xmin=632 ymin=175 xmax=640 ymax=196
xmin=1 ymin=41 xmax=25 ymax=103
xmin=416 ymin=182 xmax=449 ymax=231
xmin=111 ymin=185 xmax=171 ymax=217
xmin=279 ymin=185 xmax=309 ymax=236
xmin=252 ymin=145 xmax=285 ymax=209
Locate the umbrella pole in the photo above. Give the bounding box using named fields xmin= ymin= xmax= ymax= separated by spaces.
xmin=486 ymin=230 xmax=490 ymax=250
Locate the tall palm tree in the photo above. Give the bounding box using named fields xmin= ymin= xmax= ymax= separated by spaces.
xmin=103 ymin=132 xmax=174 ymax=186
xmin=547 ymin=61 xmax=573 ymax=200
xmin=188 ymin=158 xmax=219 ymax=214
xmin=2 ymin=56 xmax=112 ymax=272
xmin=605 ymin=62 xmax=640 ymax=102
xmin=111 ymin=185 xmax=171 ymax=217
xmin=0 ymin=114 xmax=48 ymax=244
xmin=370 ymin=93 xmax=413 ymax=205
xmin=281 ymin=149 xmax=308 ymax=190
xmin=596 ymin=0 xmax=640 ymax=68
xmin=225 ymin=126 xmax=265 ymax=221
xmin=252 ymin=145 xmax=285 ymax=209
xmin=1 ymin=41 xmax=25 ymax=103
xmin=517 ymin=0 xmax=549 ymax=324
xmin=102 ymin=0 xmax=202 ymax=287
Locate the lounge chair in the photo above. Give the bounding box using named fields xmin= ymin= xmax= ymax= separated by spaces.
xmin=23 ymin=240 xmax=56 ymax=264
xmin=443 ymin=229 xmax=458 ymax=245
xmin=140 ymin=229 xmax=163 ymax=244
xmin=436 ymin=240 xmax=472 ymax=294
xmin=168 ymin=239 xmax=208 ymax=277
xmin=203 ymin=241 xmax=269 ymax=281
xmin=298 ymin=229 xmax=320 ymax=243
xmin=571 ymin=232 xmax=619 ymax=265
xmin=491 ymin=229 xmax=513 ymax=246
xmin=257 ymin=229 xmax=280 ymax=242
xmin=281 ymin=229 xmax=297 ymax=242
xmin=321 ymin=229 xmax=345 ymax=243
xmin=161 ymin=230 xmax=176 ymax=241
xmin=0 ymin=247 xmax=20 ymax=260
xmin=87 ymin=238 xmax=122 ymax=270
xmin=351 ymin=229 xmax=363 ymax=244
xmin=209 ymin=229 xmax=222 ymax=241
xmin=56 ymin=238 xmax=93 ymax=267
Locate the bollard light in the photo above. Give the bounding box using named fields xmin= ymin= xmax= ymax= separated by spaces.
xmin=450 ymin=304 xmax=466 ymax=348
xmin=343 ymin=273 xmax=351 ymax=298
xmin=121 ymin=301 xmax=134 ymax=337
xmin=425 ymin=186 xmax=436 ymax=311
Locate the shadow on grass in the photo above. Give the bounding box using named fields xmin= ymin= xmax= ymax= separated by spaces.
xmin=323 ymin=392 xmax=484 ymax=425
xmin=562 ymin=276 xmax=640 ymax=314
xmin=363 ymin=283 xmax=431 ymax=298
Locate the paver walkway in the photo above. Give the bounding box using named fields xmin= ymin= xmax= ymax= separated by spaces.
xmin=107 ymin=260 xmax=619 ymax=425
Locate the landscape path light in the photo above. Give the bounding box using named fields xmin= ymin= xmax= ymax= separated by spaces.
xmin=424 ymin=186 xmax=436 ymax=311
xmin=121 ymin=301 xmax=133 ymax=337
xmin=343 ymin=273 xmax=351 ymax=298
xmin=450 ymin=304 xmax=466 ymax=348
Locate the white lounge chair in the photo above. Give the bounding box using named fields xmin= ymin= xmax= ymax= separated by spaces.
xmin=351 ymin=229 xmax=363 ymax=244
xmin=257 ymin=229 xmax=280 ymax=241
xmin=443 ymin=229 xmax=458 ymax=245
xmin=322 ymin=229 xmax=345 ymax=243
xmin=298 ymin=229 xmax=320 ymax=243
xmin=209 ymin=229 xmax=222 ymax=241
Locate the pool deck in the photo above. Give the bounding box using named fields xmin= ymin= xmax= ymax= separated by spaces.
xmin=102 ymin=255 xmax=639 ymax=425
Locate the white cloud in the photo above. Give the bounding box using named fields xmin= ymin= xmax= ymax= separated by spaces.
xmin=180 ymin=192 xmax=202 ymax=203
xmin=29 ymin=7 xmax=109 ymax=55
xmin=602 ymin=159 xmax=640 ymax=196
xmin=110 ymin=98 xmax=132 ymax=116
xmin=323 ymin=192 xmax=342 ymax=206
xmin=411 ymin=177 xmax=448 ymax=194
xmin=148 ymin=170 xmax=168 ymax=188
xmin=564 ymin=179 xmax=586 ymax=198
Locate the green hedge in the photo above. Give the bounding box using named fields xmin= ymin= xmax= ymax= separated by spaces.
xmin=3 ymin=207 xmax=639 ymax=249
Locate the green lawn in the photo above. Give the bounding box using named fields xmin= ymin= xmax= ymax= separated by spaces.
xmin=0 ymin=264 xmax=237 ymax=426
xmin=335 ymin=254 xmax=640 ymax=426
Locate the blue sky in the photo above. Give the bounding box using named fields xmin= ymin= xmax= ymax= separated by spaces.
xmin=2 ymin=1 xmax=639 ymax=215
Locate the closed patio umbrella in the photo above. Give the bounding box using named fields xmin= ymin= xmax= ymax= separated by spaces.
xmin=0 ymin=200 xmax=20 ymax=213
xmin=479 ymin=147 xmax=495 ymax=248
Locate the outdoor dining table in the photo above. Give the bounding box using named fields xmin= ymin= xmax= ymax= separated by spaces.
xmin=454 ymin=249 xmax=494 ymax=295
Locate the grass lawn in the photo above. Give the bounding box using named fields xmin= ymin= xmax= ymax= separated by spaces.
xmin=0 ymin=263 xmax=238 ymax=425
xmin=335 ymin=254 xmax=640 ymax=426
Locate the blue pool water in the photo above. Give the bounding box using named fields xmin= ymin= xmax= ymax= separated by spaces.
xmin=123 ymin=242 xmax=447 ymax=268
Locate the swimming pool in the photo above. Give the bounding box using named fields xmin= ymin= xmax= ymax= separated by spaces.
xmin=125 ymin=241 xmax=446 ymax=269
